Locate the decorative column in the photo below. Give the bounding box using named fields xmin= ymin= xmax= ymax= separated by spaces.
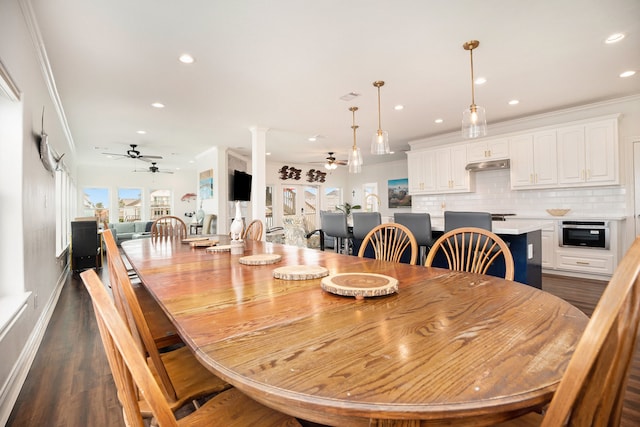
xmin=250 ymin=126 xmax=268 ymax=239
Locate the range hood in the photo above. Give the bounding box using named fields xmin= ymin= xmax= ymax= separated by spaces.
xmin=465 ymin=159 xmax=510 ymax=172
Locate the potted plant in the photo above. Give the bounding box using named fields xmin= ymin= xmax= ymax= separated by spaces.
xmin=335 ymin=202 xmax=361 ymax=217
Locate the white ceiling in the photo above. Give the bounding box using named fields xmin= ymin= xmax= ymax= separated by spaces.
xmin=30 ymin=0 xmax=640 ymax=171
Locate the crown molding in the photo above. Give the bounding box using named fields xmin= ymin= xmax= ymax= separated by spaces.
xmin=18 ymin=0 xmax=75 ymax=152
xmin=0 ymin=60 xmax=21 ymax=102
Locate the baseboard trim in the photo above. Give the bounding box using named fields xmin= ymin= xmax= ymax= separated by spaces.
xmin=0 ymin=267 xmax=68 ymax=426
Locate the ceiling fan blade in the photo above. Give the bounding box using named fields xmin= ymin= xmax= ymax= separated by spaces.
xmin=139 ymin=154 xmax=163 ymax=160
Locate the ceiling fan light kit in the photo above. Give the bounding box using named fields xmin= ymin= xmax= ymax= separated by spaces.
xmin=371 ymin=80 xmax=390 ymax=155
xmin=461 ymin=40 xmax=488 ymax=139
xmin=347 ymin=106 xmax=362 ymax=174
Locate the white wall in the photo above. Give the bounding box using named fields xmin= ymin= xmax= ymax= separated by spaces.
xmin=0 ymin=0 xmax=74 ymax=423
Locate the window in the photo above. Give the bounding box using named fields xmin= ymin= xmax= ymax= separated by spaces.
xmin=324 ymin=187 xmax=341 ymax=212
xmin=82 ymin=187 xmax=110 ymax=223
xmin=55 ymin=169 xmax=75 ymax=256
xmin=150 ymin=189 xmax=171 ymax=219
xmin=118 ymin=188 xmax=142 ymax=222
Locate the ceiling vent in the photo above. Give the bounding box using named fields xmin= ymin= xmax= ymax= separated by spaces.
xmin=339 ymin=92 xmax=360 ymax=101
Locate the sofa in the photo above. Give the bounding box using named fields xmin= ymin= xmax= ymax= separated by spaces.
xmin=108 ymin=221 xmax=153 ymax=245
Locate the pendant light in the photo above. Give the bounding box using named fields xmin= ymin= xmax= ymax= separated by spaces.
xmin=461 ymin=40 xmax=487 ymax=138
xmin=371 ymin=80 xmax=390 ymax=154
xmin=347 ymin=106 xmax=362 ymax=174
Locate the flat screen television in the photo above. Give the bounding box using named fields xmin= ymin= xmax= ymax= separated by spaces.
xmin=230 ymin=170 xmax=252 ymax=201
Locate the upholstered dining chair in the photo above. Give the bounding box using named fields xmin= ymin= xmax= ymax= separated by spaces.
xmin=425 ymin=227 xmax=514 ymax=280
xmin=394 ymin=213 xmax=433 ymax=265
xmin=102 ymin=229 xmax=230 ymax=417
xmin=351 ymin=212 xmax=381 ymax=256
xmin=495 ymin=236 xmax=640 ymax=426
xmin=151 ymin=215 xmax=187 ymax=239
xmin=243 ymin=219 xmax=263 ymax=241
xmin=102 ymin=230 xmax=181 ymax=350
xmin=80 ymin=269 xmax=303 ymax=427
xmin=357 ymin=223 xmax=418 ymax=265
xmin=321 ymin=211 xmax=353 ymax=254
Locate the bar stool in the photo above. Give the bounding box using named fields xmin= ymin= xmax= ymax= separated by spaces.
xmin=444 ymin=211 xmax=492 ymax=231
xmin=394 ymin=213 xmax=433 ymax=265
xmin=351 ymin=212 xmax=381 ymax=257
xmin=321 ymin=212 xmax=353 ymax=254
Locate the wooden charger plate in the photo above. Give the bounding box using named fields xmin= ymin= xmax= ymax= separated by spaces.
xmin=239 ymin=253 xmax=282 ymax=265
xmin=206 ymin=244 xmax=231 ymax=253
xmin=273 ymin=265 xmax=329 ymax=280
xmin=182 ymin=236 xmax=210 ymax=243
xmin=321 ymin=273 xmax=398 ymax=299
xmin=189 ymin=239 xmax=219 ymax=247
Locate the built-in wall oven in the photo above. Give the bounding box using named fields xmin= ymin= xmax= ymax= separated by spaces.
xmin=559 ymin=220 xmax=610 ymax=249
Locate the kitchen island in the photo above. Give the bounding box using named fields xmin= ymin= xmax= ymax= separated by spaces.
xmin=431 ymin=220 xmax=543 ymax=288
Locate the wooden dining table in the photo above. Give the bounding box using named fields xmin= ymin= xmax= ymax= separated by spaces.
xmin=121 ymin=236 xmax=589 ymax=426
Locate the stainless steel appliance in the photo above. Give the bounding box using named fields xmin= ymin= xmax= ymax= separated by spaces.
xmin=559 ymin=220 xmax=609 ymax=249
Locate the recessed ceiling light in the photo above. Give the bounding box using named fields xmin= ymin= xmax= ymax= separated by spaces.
xmin=620 ymin=70 xmax=636 ymax=78
xmin=605 ymin=33 xmax=625 ymax=44
xmin=508 ymin=99 xmax=520 ymax=105
xmin=266 ymin=152 xmax=271 ymax=156
xmin=308 ymin=137 xmax=317 ymax=142
xmin=389 ymin=151 xmax=395 ymax=154
xmin=394 ymin=105 xmax=404 ymax=110
xmin=151 ymin=102 xmax=165 ymax=108
xmin=189 ymin=160 xmax=195 ymax=164
xmin=434 ymin=118 xmax=444 ymax=124
xmin=178 ymin=53 xmax=195 ymax=64
xmin=136 ymin=130 xmax=147 ymax=134
xmin=475 ymin=77 xmax=487 ymax=85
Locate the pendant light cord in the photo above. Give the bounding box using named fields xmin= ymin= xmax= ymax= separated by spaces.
xmin=469 ymin=47 xmax=475 ymax=107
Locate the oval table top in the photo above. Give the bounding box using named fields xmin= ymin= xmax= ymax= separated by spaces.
xmin=122 ymin=238 xmax=588 ymax=426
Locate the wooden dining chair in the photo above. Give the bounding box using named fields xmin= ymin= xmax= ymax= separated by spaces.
xmin=102 ymin=229 xmax=230 ymax=417
xmin=102 ymin=229 xmax=182 ymax=349
xmin=80 ymin=269 xmax=303 ymax=427
xmin=151 ymin=215 xmax=187 ymax=239
xmin=425 ymin=227 xmax=515 ymax=280
xmin=357 ymin=223 xmax=418 ymax=265
xmin=243 ymin=219 xmax=263 ymax=241
xmin=495 ymin=236 xmax=640 ymax=426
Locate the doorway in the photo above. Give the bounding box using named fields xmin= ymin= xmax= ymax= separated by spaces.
xmin=281 ymin=184 xmax=320 ymax=231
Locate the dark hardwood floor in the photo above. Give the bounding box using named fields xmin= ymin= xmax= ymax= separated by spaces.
xmin=6 ymin=271 xmax=640 ymax=426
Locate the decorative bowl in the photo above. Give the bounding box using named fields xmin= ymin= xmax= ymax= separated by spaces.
xmin=546 ymin=208 xmax=571 ymax=216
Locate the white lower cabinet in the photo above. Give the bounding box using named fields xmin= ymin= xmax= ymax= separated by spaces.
xmin=555 ymin=250 xmax=614 ymax=275
xmin=540 ymin=222 xmax=555 ymax=269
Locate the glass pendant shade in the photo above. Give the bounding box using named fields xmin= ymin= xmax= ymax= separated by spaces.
xmin=348 ymin=146 xmax=362 ymax=173
xmin=371 ymin=130 xmax=390 ymax=155
xmin=347 ymin=106 xmax=362 ymax=174
xmin=461 ymin=104 xmax=487 ymax=138
xmin=371 ymin=80 xmax=390 ymax=154
xmin=461 ymin=40 xmax=487 ymax=139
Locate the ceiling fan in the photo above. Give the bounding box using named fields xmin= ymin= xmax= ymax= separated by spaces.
xmin=134 ymin=162 xmax=173 ymax=174
xmin=102 ymin=144 xmax=163 ymax=162
xmin=323 ymin=152 xmax=347 ymax=170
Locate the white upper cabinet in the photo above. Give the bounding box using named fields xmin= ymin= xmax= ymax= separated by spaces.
xmin=435 ymin=145 xmax=470 ymax=193
xmin=557 ymin=118 xmax=618 ymax=186
xmin=407 ymin=145 xmax=470 ymax=195
xmin=467 ymin=138 xmax=510 ymax=162
xmin=509 ymin=130 xmax=557 ymax=189
xmin=407 ymin=150 xmax=436 ymax=194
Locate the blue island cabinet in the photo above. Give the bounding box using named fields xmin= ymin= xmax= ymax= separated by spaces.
xmin=430 ymin=222 xmax=543 ymax=289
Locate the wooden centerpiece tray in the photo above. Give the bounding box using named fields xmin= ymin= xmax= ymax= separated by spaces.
xmin=206 ymin=244 xmax=232 ymax=253
xmin=321 ymin=273 xmax=398 ymax=299
xmin=189 ymin=239 xmax=219 ymax=247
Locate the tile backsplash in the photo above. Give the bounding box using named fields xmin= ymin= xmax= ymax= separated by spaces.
xmin=411 ymin=169 xmax=626 ymax=217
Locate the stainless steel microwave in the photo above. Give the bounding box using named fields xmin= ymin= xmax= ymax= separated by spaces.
xmin=559 ymin=220 xmax=609 ymax=250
